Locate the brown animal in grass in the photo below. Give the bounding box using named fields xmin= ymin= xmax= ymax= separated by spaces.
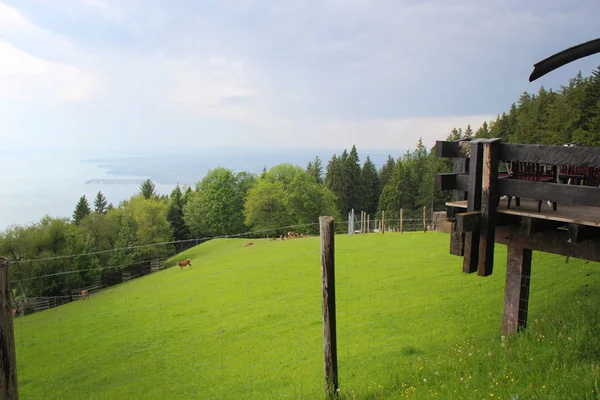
xmin=178 ymin=259 xmax=192 ymax=270
xmin=287 ymin=231 xmax=299 ymax=239
xmin=81 ymin=289 xmax=89 ymax=300
xmin=244 ymin=242 xmax=254 ymax=247
xmin=270 ymin=237 xmax=278 ymax=241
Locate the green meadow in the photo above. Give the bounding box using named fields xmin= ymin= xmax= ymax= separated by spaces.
xmin=14 ymin=233 xmax=600 ymax=399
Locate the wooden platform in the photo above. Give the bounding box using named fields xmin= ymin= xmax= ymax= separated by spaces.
xmin=447 ymin=198 xmax=600 ymax=228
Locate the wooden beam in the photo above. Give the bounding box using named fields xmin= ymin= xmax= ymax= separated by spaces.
xmin=497 ymin=179 xmax=600 ymax=208
xmin=435 ymin=140 xmax=471 ymax=158
xmin=452 ymin=158 xmax=468 ymax=202
xmin=455 ymin=211 xmax=481 ymax=234
xmin=478 ymin=138 xmax=501 ymax=276
xmin=567 ymin=223 xmax=600 ymax=243
xmin=436 ymin=173 xmax=469 ymax=192
xmin=495 ymin=226 xmax=600 ymax=263
xmin=501 ymin=240 xmax=532 ymax=335
xmin=450 ymin=226 xmax=465 ymax=256
xmin=463 ymin=139 xmax=484 ymax=274
xmin=520 ymin=217 xmax=564 ymax=235
xmin=499 ymin=143 xmax=600 ymax=168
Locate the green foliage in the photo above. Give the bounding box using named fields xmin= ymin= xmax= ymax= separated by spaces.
xmin=325 ymin=154 xmax=348 ymax=216
xmin=94 ymin=191 xmax=108 ymax=214
xmin=345 ymin=145 xmax=362 ymax=215
xmin=13 ymin=234 xmax=600 ymax=399
xmin=167 ymin=185 xmax=190 ymax=241
xmin=306 ymin=156 xmax=324 ymax=184
xmin=244 ymin=180 xmax=293 ymax=234
xmin=476 ymin=66 xmax=600 ymax=146
xmin=183 ymin=167 xmax=247 ymax=237
xmin=360 ymin=156 xmax=380 ymax=215
xmin=140 ymin=178 xmax=156 ymax=199
xmin=263 ymin=163 xmax=303 ymax=187
xmin=286 ymin=171 xmax=339 ymax=232
xmin=378 ymin=155 xmax=396 ymax=189
xmin=73 ymin=195 xmax=91 ymax=225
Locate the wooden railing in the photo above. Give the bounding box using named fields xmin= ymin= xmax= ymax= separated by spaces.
xmin=435 ymin=138 xmax=600 ymax=276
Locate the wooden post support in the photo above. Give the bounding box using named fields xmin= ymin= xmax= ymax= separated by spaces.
xmin=423 ymin=206 xmax=427 ymax=232
xmin=382 ymin=211 xmax=385 ymax=234
xmin=463 ymin=139 xmax=485 ymax=273
xmin=501 ymin=240 xmax=532 ymax=336
xmin=478 ymin=138 xmax=501 ymax=276
xmin=0 ymin=257 xmax=18 ymax=400
xmin=400 ymin=209 xmax=403 ymax=233
xmin=367 ymin=214 xmax=370 ymax=233
xmin=320 ymin=217 xmax=338 ymax=398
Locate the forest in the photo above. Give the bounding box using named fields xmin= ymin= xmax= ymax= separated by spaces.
xmin=1 ymin=66 xmax=599 ymax=299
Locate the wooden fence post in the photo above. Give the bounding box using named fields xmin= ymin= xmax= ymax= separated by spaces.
xmin=367 ymin=214 xmax=370 ymax=233
xmin=478 ymin=138 xmax=501 ymax=276
xmin=423 ymin=206 xmax=427 ymax=232
xmin=400 ymin=209 xmax=403 ymax=233
xmin=463 ymin=139 xmax=485 ymax=273
xmin=0 ymin=257 xmax=18 ymax=400
xmin=320 ymin=217 xmax=338 ymax=398
xmin=382 ymin=211 xmax=385 ymax=234
xmin=501 ymin=240 xmax=532 ymax=335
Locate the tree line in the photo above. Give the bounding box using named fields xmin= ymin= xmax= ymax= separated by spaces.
xmin=1 ymin=66 xmax=599 ymax=299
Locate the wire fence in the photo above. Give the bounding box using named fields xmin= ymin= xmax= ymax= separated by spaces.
xmin=4 ymin=220 xmax=596 ymax=399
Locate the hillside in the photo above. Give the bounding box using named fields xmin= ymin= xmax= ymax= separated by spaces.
xmin=14 ymin=233 xmax=600 ymax=399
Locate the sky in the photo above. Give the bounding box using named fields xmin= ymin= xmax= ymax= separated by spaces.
xmin=0 ymin=0 xmax=599 ymax=152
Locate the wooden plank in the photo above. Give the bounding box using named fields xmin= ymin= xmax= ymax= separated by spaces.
xmin=447 ymin=199 xmax=600 ymax=228
xmin=567 ymin=223 xmax=600 ymax=243
xmin=319 ymin=216 xmax=338 ymax=398
xmin=495 ymin=226 xmax=600 ymax=263
xmin=478 ymin=138 xmax=501 ymax=276
xmin=497 ymin=179 xmax=600 ymax=208
xmin=455 ymin=211 xmax=481 ymax=233
xmin=501 ymin=240 xmax=532 ymax=335
xmin=0 ymin=258 xmax=18 ymax=400
xmin=520 ymin=217 xmax=564 ymax=235
xmin=499 ymin=143 xmax=600 ymax=168
xmin=435 ymin=140 xmax=472 ymax=158
xmin=449 ymin=225 xmax=465 ymax=256
xmin=463 ymin=139 xmax=484 ymax=274
xmin=436 ymin=173 xmax=470 ymax=192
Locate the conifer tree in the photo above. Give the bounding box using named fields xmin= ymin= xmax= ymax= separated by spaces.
xmin=140 ymin=179 xmax=156 ymax=199
xmin=94 ymin=191 xmax=108 ymax=214
xmin=73 ymin=195 xmax=92 ymax=225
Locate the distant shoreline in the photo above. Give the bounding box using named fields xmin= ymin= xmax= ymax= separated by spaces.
xmin=85 ymin=179 xmax=147 ymax=185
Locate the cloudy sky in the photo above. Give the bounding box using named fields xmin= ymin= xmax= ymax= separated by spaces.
xmin=1 ymin=0 xmax=599 ymax=152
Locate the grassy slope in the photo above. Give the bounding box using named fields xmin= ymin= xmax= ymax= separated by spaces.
xmin=14 ymin=233 xmax=600 ymax=399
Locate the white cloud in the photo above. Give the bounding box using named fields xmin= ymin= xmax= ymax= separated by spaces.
xmin=0 ymin=40 xmax=98 ymax=103
xmin=0 ymin=1 xmax=99 ymax=103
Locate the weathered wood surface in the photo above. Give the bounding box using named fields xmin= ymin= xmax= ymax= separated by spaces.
xmin=501 ymin=241 xmax=532 ymax=335
xmin=520 ymin=217 xmax=563 ymax=235
xmin=319 ymin=217 xmax=338 ymax=398
xmin=497 ymin=178 xmax=600 ymax=208
xmin=447 ymin=198 xmax=600 ymax=228
xmin=463 ymin=139 xmax=484 ymax=273
xmin=455 ymin=211 xmax=481 ymax=234
xmin=436 ymin=173 xmax=469 ymax=192
xmin=0 ymin=257 xmax=18 ymax=400
xmin=499 ymin=143 xmax=600 ymax=168
xmin=478 ymin=139 xmax=501 ymax=276
xmin=435 ymin=140 xmax=472 ymax=159
xmin=495 ymin=226 xmax=600 ymax=263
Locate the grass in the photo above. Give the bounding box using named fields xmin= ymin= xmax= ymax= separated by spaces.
xmin=13 ymin=232 xmax=600 ymax=399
